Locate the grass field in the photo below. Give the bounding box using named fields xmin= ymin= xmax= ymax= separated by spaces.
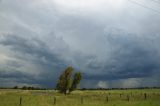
xmin=0 ymin=89 xmax=160 ymax=106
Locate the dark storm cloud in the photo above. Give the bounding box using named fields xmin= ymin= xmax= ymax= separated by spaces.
xmin=0 ymin=69 xmax=55 ymax=87
xmin=81 ymin=29 xmax=160 ymax=88
xmin=0 ymin=70 xmax=30 ymax=79
xmin=0 ymin=35 xmax=64 ymax=65
xmin=0 ymin=0 xmax=160 ymax=88
xmin=0 ymin=35 xmax=69 ymax=87
xmin=0 ymin=68 xmax=38 ymax=86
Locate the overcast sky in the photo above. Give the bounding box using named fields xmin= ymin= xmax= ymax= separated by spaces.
xmin=0 ymin=0 xmax=160 ymax=88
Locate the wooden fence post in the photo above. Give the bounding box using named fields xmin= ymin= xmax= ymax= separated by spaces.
xmin=54 ymin=97 xmax=56 ymax=106
xmin=127 ymin=95 xmax=129 ymax=102
xmin=81 ymin=97 xmax=83 ymax=104
xmin=106 ymin=95 xmax=108 ymax=102
xmin=144 ymin=93 xmax=147 ymax=100
xmin=19 ymin=97 xmax=22 ymax=106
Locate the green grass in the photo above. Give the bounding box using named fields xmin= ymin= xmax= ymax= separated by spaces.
xmin=0 ymin=89 xmax=160 ymax=106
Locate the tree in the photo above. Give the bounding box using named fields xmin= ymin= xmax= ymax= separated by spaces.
xmin=56 ymin=66 xmax=82 ymax=95
xmin=13 ymin=86 xmax=18 ymax=89
xmin=70 ymin=72 xmax=82 ymax=92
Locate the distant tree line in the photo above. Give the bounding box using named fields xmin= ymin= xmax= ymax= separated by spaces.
xmin=80 ymin=87 xmax=160 ymax=91
xmin=0 ymin=86 xmax=159 ymax=90
xmin=12 ymin=86 xmax=47 ymax=90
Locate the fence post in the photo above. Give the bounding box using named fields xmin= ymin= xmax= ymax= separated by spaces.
xmin=106 ymin=95 xmax=108 ymax=102
xmin=127 ymin=95 xmax=129 ymax=102
xmin=19 ymin=97 xmax=22 ymax=106
xmin=54 ymin=97 xmax=56 ymax=106
xmin=81 ymin=97 xmax=83 ymax=104
xmin=144 ymin=93 xmax=147 ymax=100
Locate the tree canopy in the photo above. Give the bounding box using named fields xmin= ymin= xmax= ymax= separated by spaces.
xmin=56 ymin=66 xmax=82 ymax=95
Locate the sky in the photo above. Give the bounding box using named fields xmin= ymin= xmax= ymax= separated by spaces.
xmin=0 ymin=0 xmax=160 ymax=88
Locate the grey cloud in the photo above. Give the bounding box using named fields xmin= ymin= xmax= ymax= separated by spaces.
xmin=82 ymin=29 xmax=160 ymax=87
xmin=0 ymin=35 xmax=70 ymax=87
xmin=0 ymin=35 xmax=65 ymax=65
xmin=0 ymin=0 xmax=160 ymax=88
xmin=0 ymin=70 xmax=52 ymax=87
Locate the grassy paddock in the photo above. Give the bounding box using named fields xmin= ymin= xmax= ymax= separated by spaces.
xmin=0 ymin=89 xmax=160 ymax=106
